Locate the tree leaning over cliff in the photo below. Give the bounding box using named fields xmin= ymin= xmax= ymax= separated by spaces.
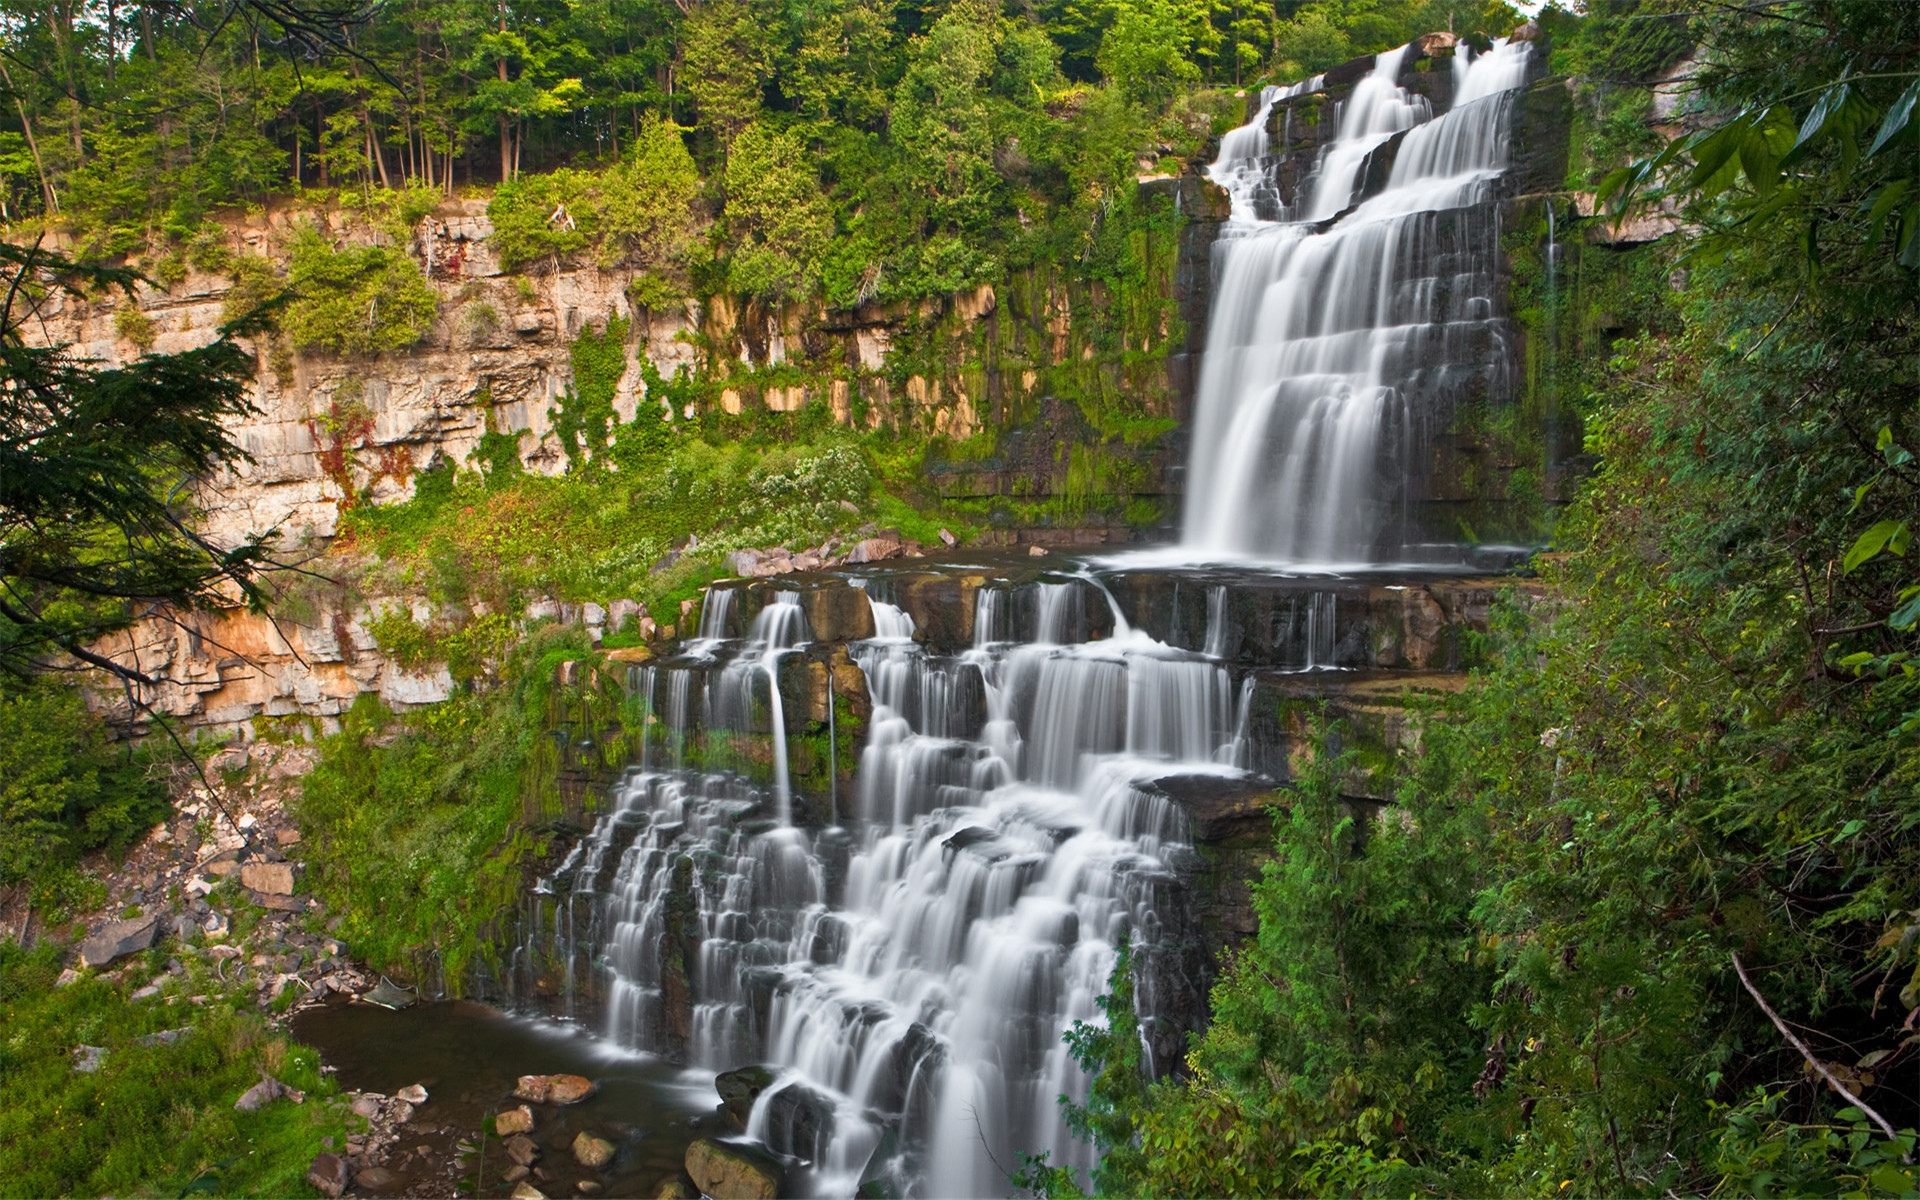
xmin=0 ymin=241 xmax=281 ymax=691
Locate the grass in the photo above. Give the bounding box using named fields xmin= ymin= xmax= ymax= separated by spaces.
xmin=0 ymin=940 xmax=348 ymax=1198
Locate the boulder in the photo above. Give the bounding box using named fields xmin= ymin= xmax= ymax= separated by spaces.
xmin=306 ymin=1152 xmax=350 ymax=1198
xmin=235 ymin=1072 xmax=302 ymax=1110
xmin=730 ymin=548 xmax=795 ymax=577
xmin=505 ymin=1133 xmax=540 ymax=1166
xmin=395 ymin=1083 xmax=428 ymax=1105
xmin=510 ymin=1184 xmax=548 ymax=1200
xmin=353 ymin=1166 xmax=402 ymax=1192
xmin=73 ymin=1045 xmax=107 ymax=1073
xmin=684 ymin=1138 xmax=782 ymax=1200
xmin=845 ymin=536 xmax=902 ymax=564
xmin=494 ymin=1104 xmax=536 ymax=1135
xmin=362 ymin=977 xmax=416 ymax=1009
xmin=514 ymin=1073 xmax=595 ymax=1104
xmin=655 ymin=1179 xmax=697 ymax=1200
xmin=239 ymin=860 xmax=295 ymax=895
xmin=714 ymin=1065 xmax=777 ymax=1127
xmin=79 ymin=916 xmax=159 ymax=967
xmin=571 ymin=1131 xmax=616 ymax=1169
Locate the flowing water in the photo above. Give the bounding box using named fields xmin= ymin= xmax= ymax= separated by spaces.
xmin=484 ymin=38 xmax=1537 ymax=1200
xmin=550 ymin=572 xmax=1270 ymax=1197
xmin=1184 ymin=39 xmax=1534 ymax=565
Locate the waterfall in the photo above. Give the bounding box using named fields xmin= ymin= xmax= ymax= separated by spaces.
xmin=566 ymin=577 xmax=1254 ymax=1197
xmin=1182 ymin=39 xmax=1533 ymax=565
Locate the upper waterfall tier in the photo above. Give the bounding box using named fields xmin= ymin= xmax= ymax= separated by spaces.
xmin=1182 ymin=39 xmax=1537 ymax=567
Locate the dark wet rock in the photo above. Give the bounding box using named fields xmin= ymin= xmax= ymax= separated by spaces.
xmin=685 ymin=1138 xmax=782 ymax=1200
xmin=759 ymin=1082 xmax=838 ymax=1163
xmin=1148 ymin=773 xmax=1279 ymax=843
xmin=714 ymin=1065 xmax=776 ymax=1127
xmin=306 ymin=1151 xmax=349 ymax=1198
xmin=352 ymin=1166 xmax=401 ymax=1192
xmin=657 ymin=855 xmax=701 ymax=1061
xmin=79 ymin=916 xmax=159 ymax=967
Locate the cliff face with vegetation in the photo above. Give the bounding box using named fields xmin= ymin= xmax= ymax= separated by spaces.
xmin=39 ymin=168 xmax=1226 ymax=736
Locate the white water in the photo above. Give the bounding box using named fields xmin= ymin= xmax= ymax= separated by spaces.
xmin=574 ymin=580 xmax=1264 ymax=1196
xmin=1183 ymin=39 xmax=1533 ymax=565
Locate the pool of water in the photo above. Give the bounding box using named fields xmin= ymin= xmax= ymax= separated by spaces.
xmin=294 ymin=999 xmax=728 ymax=1197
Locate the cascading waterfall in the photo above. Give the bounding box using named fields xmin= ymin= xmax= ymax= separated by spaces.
xmin=505 ymin=34 xmax=1540 ymax=1200
xmin=561 ymin=577 xmax=1295 ymax=1197
xmin=1183 ymin=38 xmax=1534 ymax=565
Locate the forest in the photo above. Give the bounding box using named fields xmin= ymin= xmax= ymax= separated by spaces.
xmin=1 ymin=0 xmax=1917 ymax=1198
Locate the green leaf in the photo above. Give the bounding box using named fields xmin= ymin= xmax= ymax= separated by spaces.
xmin=1868 ymin=78 xmax=1920 ymax=157
xmin=1739 ymin=105 xmax=1796 ymax=197
xmin=1888 ymin=587 xmax=1920 ymax=632
xmin=1793 ymin=84 xmax=1853 ymax=152
xmin=1867 ymin=1165 xmax=1911 ymax=1195
xmin=1865 ymin=179 xmax=1912 ymax=248
xmin=1844 ymin=520 xmax=1907 ymax=573
xmin=1688 ymin=116 xmax=1755 ymax=200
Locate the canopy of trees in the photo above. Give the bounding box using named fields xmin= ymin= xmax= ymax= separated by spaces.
xmin=0 ymin=0 xmax=1523 ymax=304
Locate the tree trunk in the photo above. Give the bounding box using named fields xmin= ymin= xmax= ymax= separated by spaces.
xmin=0 ymin=60 xmax=57 ymax=215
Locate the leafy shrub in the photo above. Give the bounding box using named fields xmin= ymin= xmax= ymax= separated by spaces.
xmin=0 ymin=682 xmax=168 ymax=891
xmin=283 ymin=224 xmax=439 ymax=354
xmin=112 ymin=304 xmax=155 ymax=350
xmin=218 ymin=253 xmax=282 ymax=328
xmin=723 ymin=123 xmax=832 ymax=300
xmin=485 ymin=170 xmax=595 ymax=272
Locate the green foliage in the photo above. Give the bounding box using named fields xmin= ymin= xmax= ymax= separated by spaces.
xmin=283 ymin=224 xmax=439 ymax=355
xmin=112 ymin=304 xmax=156 ymax=350
xmin=0 ymin=681 xmax=168 ymax=889
xmin=1097 ymin=0 xmax=1204 ymax=105
xmin=485 ymin=169 xmax=596 ymax=272
xmin=551 ymin=315 xmax=631 ymax=472
xmin=0 ymin=940 xmax=346 ymax=1199
xmin=723 ymin=123 xmax=833 ymax=300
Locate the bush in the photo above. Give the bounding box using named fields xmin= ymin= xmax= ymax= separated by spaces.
xmin=284 ymin=224 xmax=439 ymax=354
xmin=112 ymin=304 xmax=156 ymax=350
xmin=0 ymin=682 xmax=168 ymax=891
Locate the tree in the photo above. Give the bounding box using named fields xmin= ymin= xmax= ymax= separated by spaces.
xmin=0 ymin=243 xmax=280 ymax=690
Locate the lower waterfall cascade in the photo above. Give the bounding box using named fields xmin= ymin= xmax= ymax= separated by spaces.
xmin=546 ymin=572 xmax=1283 ymax=1197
